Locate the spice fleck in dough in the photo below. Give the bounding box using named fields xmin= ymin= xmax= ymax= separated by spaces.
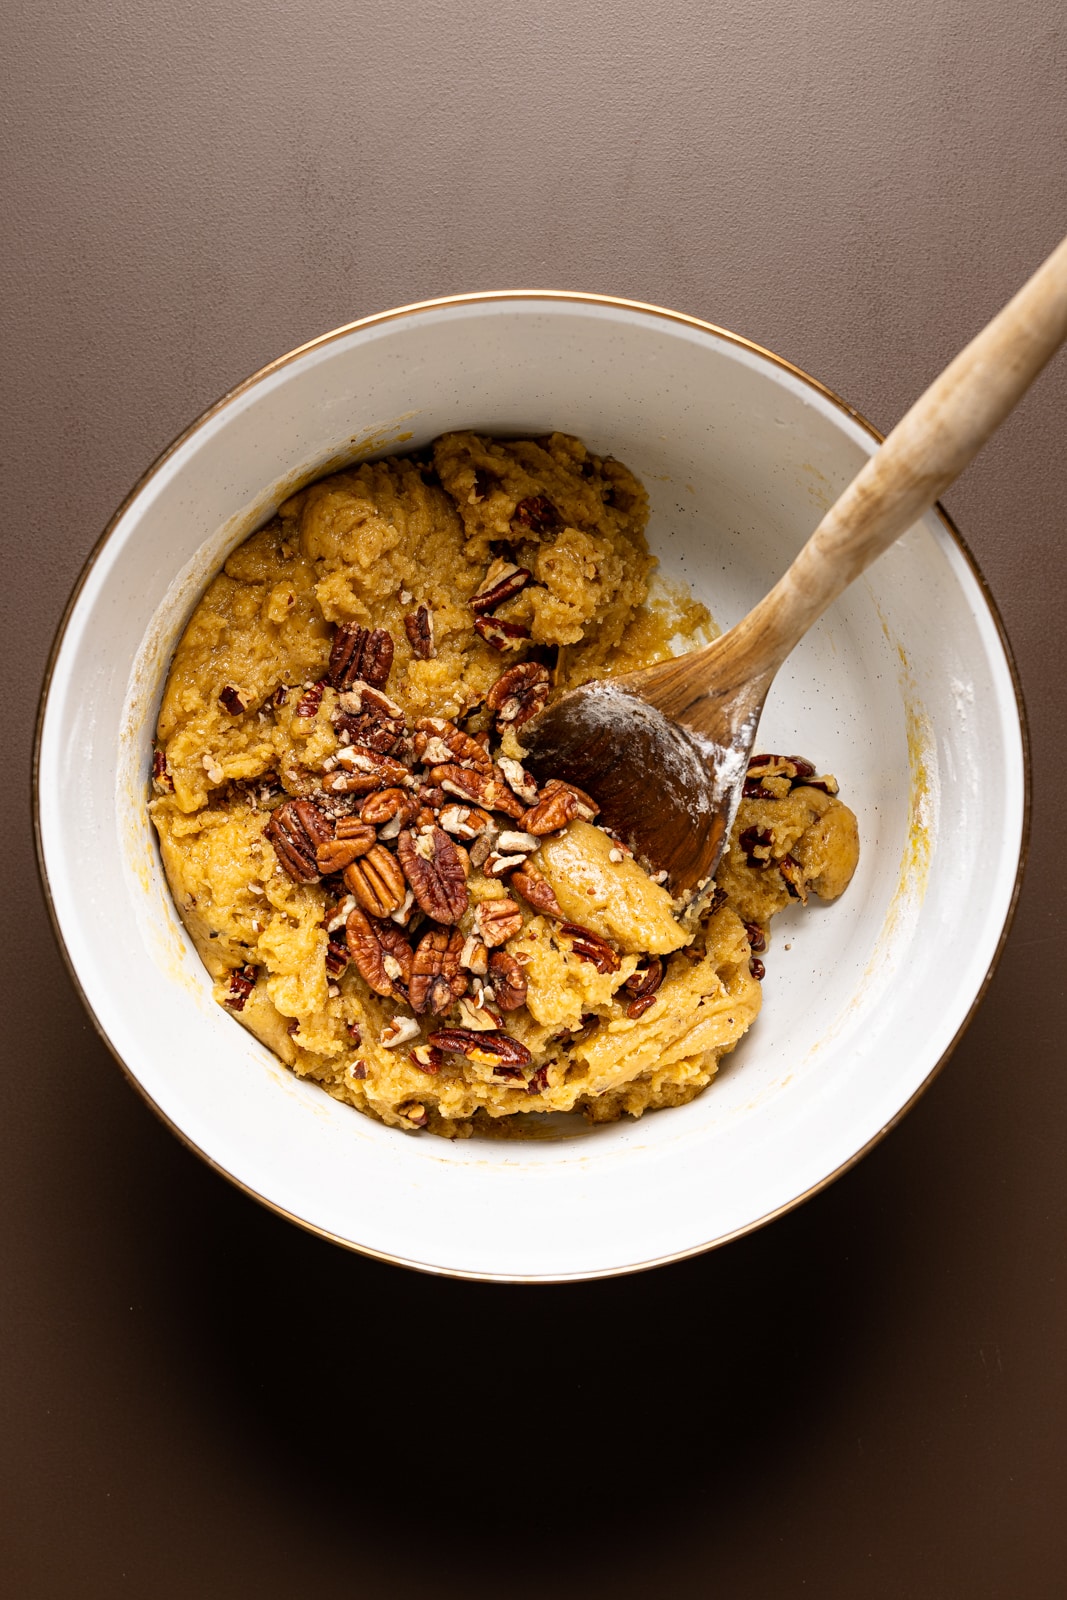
xmin=149 ymin=433 xmax=859 ymax=1137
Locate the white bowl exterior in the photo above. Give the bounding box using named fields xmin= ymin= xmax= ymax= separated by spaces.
xmin=38 ymin=297 xmax=1025 ymax=1279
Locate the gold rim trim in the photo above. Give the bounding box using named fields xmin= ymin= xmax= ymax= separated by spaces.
xmin=32 ymin=288 xmax=1032 ymax=1284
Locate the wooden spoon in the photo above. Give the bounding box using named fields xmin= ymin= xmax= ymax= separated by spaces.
xmin=522 ymin=233 xmax=1067 ymax=899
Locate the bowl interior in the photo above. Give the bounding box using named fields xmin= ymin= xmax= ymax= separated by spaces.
xmin=37 ymin=296 xmax=1025 ymax=1279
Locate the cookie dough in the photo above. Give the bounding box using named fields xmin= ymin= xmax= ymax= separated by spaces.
xmin=149 ymin=433 xmax=859 ymax=1137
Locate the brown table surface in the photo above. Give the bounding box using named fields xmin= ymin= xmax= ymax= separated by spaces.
xmin=5 ymin=5 xmax=1066 ymax=1596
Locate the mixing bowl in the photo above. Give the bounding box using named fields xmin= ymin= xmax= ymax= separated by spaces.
xmin=34 ymin=292 xmax=1028 ymax=1281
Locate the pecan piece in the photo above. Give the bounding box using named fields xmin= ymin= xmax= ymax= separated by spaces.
xmin=558 ymin=922 xmax=620 ymax=974
xmin=527 ymin=1064 xmax=551 ymax=1095
xmin=486 ymin=662 xmax=550 ymax=729
xmin=328 ymin=624 xmax=394 ymax=691
xmin=376 ymin=919 xmax=416 ymax=989
xmin=151 ymin=748 xmax=174 ymax=794
xmin=223 ymin=963 xmax=257 ymax=1010
xmin=325 ymin=932 xmax=349 ymax=977
xmin=624 ymin=956 xmax=664 ymax=1018
xmin=315 ymin=817 xmax=377 ymax=874
xmin=397 ymin=826 xmax=469 ymax=924
xmin=323 ymin=745 xmax=412 ymax=795
xmin=409 ymin=1042 xmax=443 ymax=1074
xmin=512 ymin=494 xmax=561 ymax=534
xmin=404 ymin=605 xmax=435 ymax=659
xmin=266 ymin=799 xmax=334 ymax=882
xmin=749 ymin=957 xmax=766 ymax=980
xmin=414 ymin=717 xmax=492 ymax=774
xmin=520 ymin=778 xmax=599 ymax=835
xmin=459 ymin=934 xmax=489 ymax=976
xmin=743 ymin=921 xmax=767 ymax=954
xmin=626 ymin=993 xmax=659 ymax=1020
xmin=343 ymin=844 xmax=408 ymax=918
xmin=475 ymin=897 xmax=523 ymax=948
xmin=777 ymin=854 xmax=809 ymax=904
xmin=398 ymin=1100 xmax=429 ymax=1127
xmin=427 ymin=1028 xmax=533 ymax=1071
xmin=474 ymin=615 xmax=530 ymax=651
xmin=410 ymin=927 xmax=468 ymax=1015
xmin=219 ymin=684 xmax=246 ymax=716
xmin=334 ymin=685 xmax=408 ymax=754
xmin=295 ymin=679 xmax=327 ymax=718
xmin=470 ymin=563 xmax=532 ymax=615
xmin=438 ymin=803 xmax=494 ymax=839
xmin=488 ymin=950 xmax=527 ymax=1011
xmin=739 ymin=826 xmax=774 ymax=867
xmin=436 ymin=764 xmax=525 ymax=820
xmin=360 ymin=787 xmax=420 ymax=828
xmin=510 ymin=864 xmax=564 ymax=920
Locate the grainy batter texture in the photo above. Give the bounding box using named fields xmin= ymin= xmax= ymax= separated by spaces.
xmin=150 ymin=432 xmax=859 ymax=1136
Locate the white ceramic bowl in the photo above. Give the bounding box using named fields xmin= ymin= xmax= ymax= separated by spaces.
xmin=35 ymin=292 xmax=1027 ymax=1281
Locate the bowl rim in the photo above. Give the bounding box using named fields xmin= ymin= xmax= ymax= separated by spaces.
xmin=32 ymin=288 xmax=1032 ymax=1281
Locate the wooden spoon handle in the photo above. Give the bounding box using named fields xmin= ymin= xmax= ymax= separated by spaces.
xmin=715 ymin=231 xmax=1067 ymax=684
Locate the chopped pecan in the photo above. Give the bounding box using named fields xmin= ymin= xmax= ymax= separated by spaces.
xmin=558 ymin=922 xmax=620 ymax=973
xmin=343 ymin=844 xmax=408 ymax=918
xmin=266 ymin=799 xmax=334 ymax=882
xmin=520 ymin=778 xmax=599 ymax=835
xmin=471 ymin=467 xmax=496 ymax=501
xmin=510 ymin=864 xmax=564 ymax=920
xmin=409 ymin=1042 xmax=443 ymax=1074
xmin=218 ymin=684 xmax=246 ymax=716
xmin=272 ymin=684 xmax=289 ymax=708
xmin=295 ymin=679 xmax=327 ymax=718
xmin=397 ymin=826 xmax=469 ymax=924
xmin=787 ymin=756 xmax=816 ymax=779
xmin=497 ymin=756 xmax=539 ymax=807
xmin=488 ymin=950 xmax=527 ymax=1011
xmin=315 ymin=817 xmax=377 ymax=874
xmin=436 ymin=764 xmax=525 ymax=820
xmin=151 ymin=748 xmax=174 ymax=794
xmin=344 ymin=906 xmax=395 ymax=995
xmin=346 ymin=1021 xmax=362 ymax=1044
xmin=475 ymin=897 xmax=523 ymax=948
xmin=459 ymin=934 xmax=489 ymax=976
xmin=438 ymin=803 xmax=494 ymax=839
xmin=325 ymin=932 xmax=349 ymax=976
xmin=626 ymin=993 xmax=659 ymax=1020
xmin=334 ymin=686 xmax=408 ymax=754
xmin=404 ymin=605 xmax=435 ymax=659
xmin=777 ymin=854 xmax=809 ymax=904
xmin=428 ymin=1028 xmax=533 ymax=1071
xmin=743 ymin=921 xmax=767 ymax=954
xmin=470 ymin=563 xmax=532 ymax=615
xmin=349 ymin=1058 xmax=368 ymax=1079
xmin=749 ymin=957 xmax=766 ymax=980
xmin=486 ymin=661 xmax=550 ymax=729
xmin=328 ymin=624 xmax=394 ymax=691
xmin=512 ymin=494 xmax=561 ymax=534
xmin=360 ymin=787 xmax=419 ymax=828
xmin=323 ymin=745 xmax=412 ymax=795
xmin=398 ymin=1100 xmax=428 ymax=1127
xmin=624 ymin=956 xmax=664 ymax=999
xmin=414 ymin=717 xmax=492 ymax=774
xmin=223 ymin=963 xmax=257 ymax=1010
xmin=410 ymin=927 xmax=468 ymax=1015
xmin=376 ymin=919 xmax=416 ymax=988
xmin=739 ymin=826 xmax=774 ymax=867
xmin=526 ymin=1064 xmax=551 ymax=1095
xmin=474 ymin=616 xmax=530 ymax=651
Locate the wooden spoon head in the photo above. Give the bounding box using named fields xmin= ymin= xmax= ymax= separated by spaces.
xmin=521 ymin=679 xmax=757 ymax=899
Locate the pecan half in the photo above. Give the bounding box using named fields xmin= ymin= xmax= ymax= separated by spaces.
xmin=328 ymin=624 xmax=394 ymax=691
xmin=510 ymin=864 xmax=564 ymax=919
xmin=315 ymin=817 xmax=377 ymax=874
xmin=486 ymin=661 xmax=550 ymax=729
xmin=334 ymin=686 xmax=408 ymax=754
xmin=345 ymin=907 xmax=394 ymax=995
xmin=512 ymin=494 xmax=562 ymax=534
xmin=435 ymin=764 xmax=525 ymax=820
xmin=520 ymin=778 xmax=599 ymax=835
xmin=343 ymin=844 xmax=408 ymax=918
xmin=377 ymin=919 xmax=416 ymax=988
xmin=470 ymin=563 xmax=532 ymax=615
xmin=295 ymin=679 xmax=327 ymax=718
xmin=414 ymin=717 xmax=492 ymax=774
xmin=223 ymin=963 xmax=257 ymax=1010
xmin=488 ymin=950 xmax=527 ymax=1011
xmin=266 ymin=799 xmax=334 ymax=882
xmin=219 ymin=684 xmax=247 ymax=716
xmin=475 ymin=897 xmax=523 ymax=948
xmin=410 ymin=926 xmax=468 ymax=1015
xmin=559 ymin=922 xmax=620 ymax=973
xmin=397 ymin=826 xmax=469 ymax=924
xmin=474 ymin=616 xmax=530 ymax=651
xmin=404 ymin=606 xmax=435 ymax=659
xmin=427 ymin=1028 xmax=533 ymax=1071
xmin=626 ymin=993 xmax=659 ymax=1020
